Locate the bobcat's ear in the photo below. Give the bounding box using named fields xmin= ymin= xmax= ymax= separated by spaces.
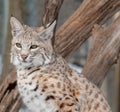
xmin=10 ymin=17 xmax=24 ymax=36
xmin=39 ymin=20 xmax=56 ymax=40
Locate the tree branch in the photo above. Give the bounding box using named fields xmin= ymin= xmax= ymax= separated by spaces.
xmin=82 ymin=17 xmax=120 ymax=87
xmin=42 ymin=0 xmax=64 ymax=26
xmin=54 ymin=0 xmax=120 ymax=58
xmin=0 ymin=71 xmax=22 ymax=112
xmin=42 ymin=0 xmax=64 ymax=45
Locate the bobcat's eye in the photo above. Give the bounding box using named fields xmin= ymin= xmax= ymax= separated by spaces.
xmin=30 ymin=45 xmax=38 ymax=49
xmin=16 ymin=43 xmax=22 ymax=48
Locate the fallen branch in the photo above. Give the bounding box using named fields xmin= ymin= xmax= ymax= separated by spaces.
xmin=82 ymin=16 xmax=120 ymax=86
xmin=0 ymin=71 xmax=22 ymax=112
xmin=54 ymin=0 xmax=120 ymax=58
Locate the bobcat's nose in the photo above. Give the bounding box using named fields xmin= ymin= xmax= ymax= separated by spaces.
xmin=21 ymin=54 xmax=28 ymax=60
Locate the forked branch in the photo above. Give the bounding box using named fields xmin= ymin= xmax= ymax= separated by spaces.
xmin=54 ymin=0 xmax=120 ymax=58
xmin=82 ymin=17 xmax=120 ymax=87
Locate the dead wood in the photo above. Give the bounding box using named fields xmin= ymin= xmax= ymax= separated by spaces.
xmin=42 ymin=0 xmax=64 ymax=26
xmin=0 ymin=0 xmax=120 ymax=111
xmin=0 ymin=71 xmax=22 ymax=112
xmin=54 ymin=0 xmax=120 ymax=58
xmin=42 ymin=0 xmax=64 ymax=44
xmin=82 ymin=17 xmax=120 ymax=87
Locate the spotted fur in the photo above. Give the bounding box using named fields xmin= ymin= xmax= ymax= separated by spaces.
xmin=10 ymin=17 xmax=112 ymax=112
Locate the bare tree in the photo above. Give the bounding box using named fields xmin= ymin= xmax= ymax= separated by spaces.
xmin=0 ymin=0 xmax=120 ymax=112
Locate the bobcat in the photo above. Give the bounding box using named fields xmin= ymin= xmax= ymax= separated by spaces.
xmin=10 ymin=17 xmax=112 ymax=112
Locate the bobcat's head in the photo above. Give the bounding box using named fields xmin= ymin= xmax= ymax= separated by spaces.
xmin=10 ymin=17 xmax=56 ymax=69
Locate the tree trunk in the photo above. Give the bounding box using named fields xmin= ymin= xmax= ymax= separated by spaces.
xmin=0 ymin=0 xmax=120 ymax=112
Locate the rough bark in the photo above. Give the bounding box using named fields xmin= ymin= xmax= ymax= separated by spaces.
xmin=0 ymin=71 xmax=22 ymax=112
xmin=42 ymin=0 xmax=63 ymax=26
xmin=82 ymin=17 xmax=120 ymax=86
xmin=0 ymin=0 xmax=120 ymax=112
xmin=54 ymin=0 xmax=120 ymax=58
xmin=42 ymin=0 xmax=64 ymax=44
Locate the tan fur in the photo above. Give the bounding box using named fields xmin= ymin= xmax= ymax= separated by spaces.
xmin=10 ymin=17 xmax=112 ymax=112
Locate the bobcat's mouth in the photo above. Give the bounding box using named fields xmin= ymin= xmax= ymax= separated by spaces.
xmin=18 ymin=57 xmax=28 ymax=63
xmin=21 ymin=58 xmax=33 ymax=63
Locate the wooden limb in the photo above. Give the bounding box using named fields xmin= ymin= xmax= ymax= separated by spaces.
xmin=54 ymin=0 xmax=120 ymax=58
xmin=0 ymin=70 xmax=22 ymax=112
xmin=42 ymin=0 xmax=64 ymax=44
xmin=42 ymin=0 xmax=64 ymax=26
xmin=82 ymin=17 xmax=120 ymax=87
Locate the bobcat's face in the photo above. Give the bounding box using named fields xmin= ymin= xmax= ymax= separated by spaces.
xmin=10 ymin=17 xmax=56 ymax=69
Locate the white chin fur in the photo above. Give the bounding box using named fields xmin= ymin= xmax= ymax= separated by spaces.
xmin=12 ymin=56 xmax=31 ymax=69
xmin=11 ymin=56 xmax=20 ymax=66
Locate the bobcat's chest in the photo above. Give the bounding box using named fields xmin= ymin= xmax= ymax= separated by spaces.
xmin=17 ymin=74 xmax=57 ymax=112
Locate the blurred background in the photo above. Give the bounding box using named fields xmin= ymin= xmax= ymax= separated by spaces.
xmin=0 ymin=0 xmax=119 ymax=112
